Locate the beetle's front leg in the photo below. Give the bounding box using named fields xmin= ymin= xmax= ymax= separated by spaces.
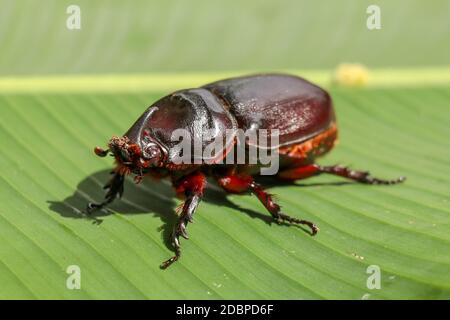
xmin=160 ymin=172 xmax=207 ymax=269
xmin=86 ymin=171 xmax=125 ymax=213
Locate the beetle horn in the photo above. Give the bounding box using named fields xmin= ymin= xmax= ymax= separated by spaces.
xmin=94 ymin=146 xmax=110 ymax=157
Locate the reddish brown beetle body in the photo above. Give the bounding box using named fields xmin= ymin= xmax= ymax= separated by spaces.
xmin=88 ymin=74 xmax=405 ymax=269
xmin=204 ymin=74 xmax=336 ymax=147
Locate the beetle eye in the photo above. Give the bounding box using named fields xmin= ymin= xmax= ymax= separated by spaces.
xmin=143 ymin=143 xmax=160 ymax=160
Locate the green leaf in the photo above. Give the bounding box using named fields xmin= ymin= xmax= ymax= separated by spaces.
xmin=0 ymin=86 xmax=449 ymax=299
xmin=1 ymin=0 xmax=450 ymax=74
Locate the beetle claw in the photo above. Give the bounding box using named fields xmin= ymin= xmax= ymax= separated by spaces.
xmin=363 ymin=175 xmax=407 ymax=185
xmin=86 ymin=202 xmax=103 ymax=214
xmin=162 ymin=211 xmax=195 ymax=269
xmin=161 ymin=230 xmax=182 ymax=269
xmin=310 ymin=224 xmax=320 ymax=236
xmin=172 ymin=234 xmax=180 ymax=248
xmin=179 ymin=222 xmax=189 ymax=239
xmin=160 ymin=255 xmax=179 ymax=270
xmin=275 ymin=213 xmax=319 ymax=236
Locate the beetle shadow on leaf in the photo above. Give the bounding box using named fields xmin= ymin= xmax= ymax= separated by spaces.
xmin=202 ymin=186 xmax=274 ymax=226
xmin=47 ymin=169 xmax=279 ymax=252
xmin=48 ymin=169 xmax=180 ymax=251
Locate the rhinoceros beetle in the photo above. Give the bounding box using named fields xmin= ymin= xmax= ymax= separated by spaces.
xmin=88 ymin=74 xmax=405 ymax=269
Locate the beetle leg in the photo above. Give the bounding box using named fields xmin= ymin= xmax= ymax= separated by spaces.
xmin=249 ymin=180 xmax=319 ymax=235
xmin=277 ymin=164 xmax=322 ymax=180
xmin=319 ymin=165 xmax=406 ymax=185
xmin=86 ymin=172 xmax=124 ymax=213
xmin=217 ymin=174 xmax=319 ymax=235
xmin=160 ymin=172 xmax=206 ymax=269
xmin=278 ymin=164 xmax=406 ymax=185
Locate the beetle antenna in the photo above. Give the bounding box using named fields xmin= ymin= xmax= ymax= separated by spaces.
xmin=94 ymin=146 xmax=110 ymax=157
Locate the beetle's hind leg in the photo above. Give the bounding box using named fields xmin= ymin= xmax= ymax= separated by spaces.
xmin=160 ymin=172 xmax=206 ymax=269
xmin=320 ymin=165 xmax=406 ymax=185
xmin=86 ymin=171 xmax=124 ymax=213
xmin=278 ymin=164 xmax=406 ymax=185
xmin=216 ymin=174 xmax=319 ymax=235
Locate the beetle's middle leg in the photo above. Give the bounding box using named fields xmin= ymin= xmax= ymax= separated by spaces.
xmin=160 ymin=172 xmax=207 ymax=269
xmin=216 ymin=173 xmax=319 ymax=235
xmin=278 ymin=164 xmax=405 ymax=185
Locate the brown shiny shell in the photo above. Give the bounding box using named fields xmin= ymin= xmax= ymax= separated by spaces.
xmin=203 ymin=73 xmax=336 ymax=148
xmin=125 ymin=88 xmax=238 ymax=164
xmin=125 ymin=74 xmax=336 ymax=165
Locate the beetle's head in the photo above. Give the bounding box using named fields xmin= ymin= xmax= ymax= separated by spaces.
xmin=94 ymin=135 xmax=163 ymax=176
